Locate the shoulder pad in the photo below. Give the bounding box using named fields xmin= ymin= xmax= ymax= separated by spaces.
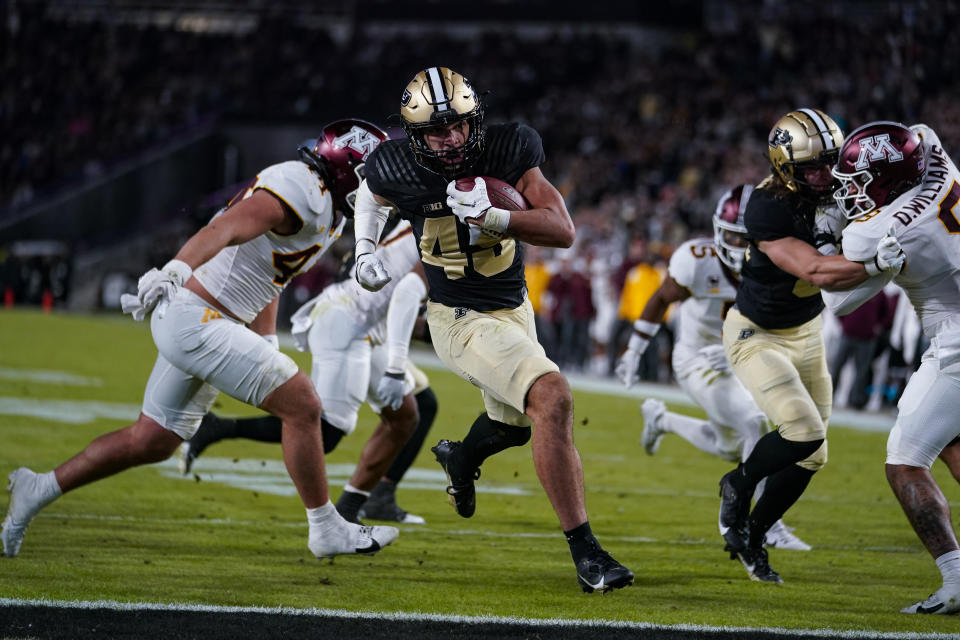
xmin=255 ymin=161 xmax=330 ymax=220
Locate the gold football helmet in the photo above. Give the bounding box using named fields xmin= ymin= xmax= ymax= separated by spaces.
xmin=400 ymin=66 xmax=485 ymax=177
xmin=767 ymin=108 xmax=844 ymax=202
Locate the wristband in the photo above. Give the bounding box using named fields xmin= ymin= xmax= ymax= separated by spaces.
xmin=161 ymin=259 xmax=193 ymax=286
xmin=632 ymin=319 xmax=661 ymax=338
xmin=864 ymin=255 xmax=882 ymax=277
xmin=355 ymin=238 xmax=376 ymax=255
xmin=482 ymin=207 xmax=511 ymax=233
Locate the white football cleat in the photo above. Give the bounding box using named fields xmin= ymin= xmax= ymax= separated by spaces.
xmin=640 ymin=399 xmax=667 ymax=455
xmin=309 ymin=521 xmax=399 ymax=559
xmin=902 ymin=585 xmax=960 ymax=614
xmin=2 ymin=467 xmax=61 ymax=557
xmin=764 ymin=519 xmax=812 ymax=551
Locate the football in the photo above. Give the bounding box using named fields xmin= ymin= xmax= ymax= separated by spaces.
xmin=455 ymin=176 xmax=530 ymax=211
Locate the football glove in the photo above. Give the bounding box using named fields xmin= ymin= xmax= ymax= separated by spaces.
xmin=814 ymin=206 xmax=847 ymax=256
xmin=376 ymin=371 xmax=407 ymax=411
xmin=866 ymin=224 xmax=905 ymax=276
xmin=122 ymin=259 xmax=192 ymax=321
xmin=355 ymin=252 xmax=391 ymax=292
xmin=698 ymin=344 xmax=730 ymax=374
xmin=445 ymin=179 xmax=510 ymax=244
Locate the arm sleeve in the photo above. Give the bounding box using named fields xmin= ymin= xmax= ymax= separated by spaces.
xmin=353 ymin=179 xmax=391 ymax=255
xmin=822 ymin=271 xmax=894 ymax=316
xmin=384 ymin=272 xmax=428 ymax=372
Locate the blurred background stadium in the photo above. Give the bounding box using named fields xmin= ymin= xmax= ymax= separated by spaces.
xmin=2 ymin=0 xmax=955 ymax=403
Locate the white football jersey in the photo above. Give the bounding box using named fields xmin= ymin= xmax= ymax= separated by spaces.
xmin=668 ymin=237 xmax=739 ymax=375
xmin=841 ymin=126 xmax=960 ymax=340
xmin=194 ymin=161 xmax=344 ymax=323
xmin=291 ymin=220 xmax=420 ymax=347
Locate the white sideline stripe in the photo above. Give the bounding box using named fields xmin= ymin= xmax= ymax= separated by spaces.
xmin=0 ymin=366 xmax=102 ymax=386
xmin=0 ymin=396 xmax=139 ymax=423
xmin=30 ymin=511 xmax=920 ymax=553
xmin=0 ymin=597 xmax=950 ymax=639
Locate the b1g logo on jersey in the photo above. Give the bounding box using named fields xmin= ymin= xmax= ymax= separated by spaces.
xmin=855 ymin=134 xmax=903 ymax=170
xmin=333 ymin=126 xmax=381 ymax=159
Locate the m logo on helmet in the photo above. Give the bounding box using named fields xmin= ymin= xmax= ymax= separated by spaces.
xmin=855 ymin=134 xmax=904 ymax=170
xmin=333 ymin=126 xmax=381 ymax=159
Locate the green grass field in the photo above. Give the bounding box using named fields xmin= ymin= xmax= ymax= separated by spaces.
xmin=1 ymin=308 xmax=958 ymax=637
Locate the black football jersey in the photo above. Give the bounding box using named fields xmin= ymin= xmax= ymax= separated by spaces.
xmin=735 ymin=186 xmax=825 ymax=329
xmin=365 ymin=123 xmax=545 ymax=311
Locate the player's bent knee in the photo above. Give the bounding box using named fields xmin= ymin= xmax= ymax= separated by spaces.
xmin=886 ymin=423 xmax=940 ymax=468
xmin=797 ymin=440 xmax=828 ymax=471
xmin=526 ymin=371 xmax=572 ymax=416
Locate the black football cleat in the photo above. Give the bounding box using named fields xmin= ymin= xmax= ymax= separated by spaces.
xmin=575 ymin=541 xmax=635 ymax=593
xmin=431 ymin=439 xmax=480 ymax=518
xmin=718 ymin=468 xmax=753 ymax=554
xmin=734 ymin=545 xmax=783 ymax=583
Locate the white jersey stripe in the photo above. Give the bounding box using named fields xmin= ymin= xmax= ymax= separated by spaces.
xmin=798 ymin=108 xmax=836 ymax=149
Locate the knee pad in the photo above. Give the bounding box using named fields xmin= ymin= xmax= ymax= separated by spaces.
xmin=797 ymin=440 xmax=828 ymax=471
xmin=776 ymin=396 xmax=826 ymax=443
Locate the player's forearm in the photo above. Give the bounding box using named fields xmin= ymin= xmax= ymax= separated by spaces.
xmin=384 ymin=273 xmax=427 ymax=372
xmin=354 ymin=181 xmax=392 ymax=254
xmin=503 ymin=207 xmax=575 ymax=247
xmin=803 ymin=255 xmax=870 ymax=290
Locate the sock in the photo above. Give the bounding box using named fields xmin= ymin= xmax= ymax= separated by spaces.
xmin=564 ymin=521 xmax=596 ymax=561
xmin=461 ymin=413 xmax=531 ymax=470
xmin=369 ymin=480 xmax=397 ymax=502
xmin=39 ymin=470 xmax=62 ymax=501
xmin=233 ymin=415 xmax=281 ymax=442
xmin=747 ymin=464 xmax=816 ymax=547
xmin=732 ymin=430 xmax=823 ymax=491
xmin=306 ymin=501 xmax=344 ymax=534
xmin=335 ymin=486 xmax=369 ymax=523
xmin=386 ymin=387 xmax=437 ymax=483
xmin=936 ymin=550 xmax=960 ymax=588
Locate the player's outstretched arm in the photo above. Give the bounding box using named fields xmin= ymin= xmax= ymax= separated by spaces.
xmin=353 ymin=180 xmax=396 ymax=291
xmin=759 ymin=236 xmax=871 ymax=291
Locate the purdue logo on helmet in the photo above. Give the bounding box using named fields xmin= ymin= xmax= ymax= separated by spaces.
xmin=399 ymin=66 xmax=485 ymax=177
xmin=832 ymin=121 xmax=925 ymax=219
xmin=767 ymin=108 xmax=844 ymax=204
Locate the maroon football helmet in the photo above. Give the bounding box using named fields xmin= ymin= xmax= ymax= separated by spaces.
xmin=832 ymin=121 xmax=925 ymax=219
xmin=713 ymin=184 xmax=752 ymax=273
xmin=298 ymin=119 xmax=388 ymax=216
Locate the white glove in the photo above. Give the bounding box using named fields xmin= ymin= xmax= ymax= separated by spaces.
xmin=615 ymin=331 xmax=652 ymax=388
xmin=124 ymin=260 xmax=192 ymax=321
xmin=699 ymin=344 xmax=730 ymax=374
xmin=355 ymin=252 xmax=391 ymax=291
xmin=445 ymin=179 xmax=510 ymax=245
xmin=262 ymin=334 xmax=279 ymax=349
xmin=814 ymin=206 xmax=847 ymax=255
xmin=875 ymin=225 xmax=906 ymax=275
xmin=376 ymin=371 xmax=407 ymax=411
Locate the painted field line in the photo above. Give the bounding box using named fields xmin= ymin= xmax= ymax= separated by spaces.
xmin=0 ymin=596 xmax=951 ymax=640
xmin=29 ymin=510 xmax=920 ymax=554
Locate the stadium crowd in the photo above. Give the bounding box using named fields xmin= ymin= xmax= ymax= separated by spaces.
xmin=2 ymin=1 xmax=955 ymax=389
